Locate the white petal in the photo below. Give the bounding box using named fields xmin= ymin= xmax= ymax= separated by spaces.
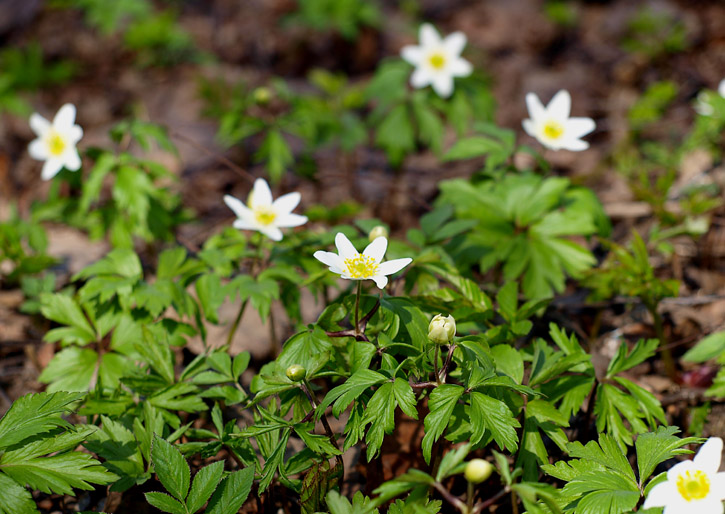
xmin=560 ymin=137 xmax=589 ymax=151
xmin=363 ymin=236 xmax=388 ymax=263
xmin=41 ymin=158 xmax=63 ymax=180
xmin=372 ymin=274 xmax=389 ymax=289
xmin=250 ymin=178 xmax=273 ymax=208
xmin=565 ymin=117 xmax=596 ymax=139
xmin=224 ymin=194 xmax=253 ymax=219
xmin=419 ymin=23 xmax=441 ymax=48
xmin=63 ymin=149 xmax=81 ymax=171
xmin=694 ymin=437 xmax=723 ymax=474
xmin=525 ymin=93 xmax=546 ymax=122
xmin=29 ymin=113 xmax=50 ymax=136
xmin=443 ymin=32 xmax=467 ymax=56
xmin=314 ymin=250 xmax=343 ymax=271
xmin=272 ymin=191 xmax=301 ymax=214
xmin=334 ymin=233 xmax=359 ymax=260
xmin=718 ymin=79 xmax=725 ymax=98
xmin=53 ymin=103 xmax=77 ymax=131
xmin=667 ymin=460 xmax=695 ymax=482
xmin=67 ymin=125 xmax=83 ymax=144
xmin=449 ymin=57 xmax=473 ymax=77
xmin=696 ymin=498 xmax=724 ymax=514
xmin=643 ymin=481 xmax=677 ymax=508
xmin=522 ymin=119 xmax=537 ymax=138
xmin=28 ymin=139 xmax=48 ymax=160
xmin=233 ymin=219 xmax=257 ymax=231
xmin=411 ymin=68 xmax=432 ymax=89
xmin=378 ymin=258 xmax=412 ymax=276
xmin=259 ymin=225 xmax=283 ymax=241
xmin=432 ymin=73 xmax=454 ymax=98
xmin=712 ymin=472 xmax=725 ymax=500
xmin=401 ymin=45 xmax=423 ymax=65
xmin=547 ymin=90 xmax=571 ymax=120
xmin=275 ymin=213 xmax=308 ymax=228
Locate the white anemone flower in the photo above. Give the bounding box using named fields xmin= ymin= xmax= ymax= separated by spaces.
xmin=695 ymin=79 xmax=725 ymax=116
xmin=28 ymin=103 xmax=84 ymax=180
xmin=400 ymin=23 xmax=473 ymax=98
xmin=522 ymin=90 xmax=595 ymax=151
xmin=223 ymin=178 xmax=308 ymax=241
xmin=313 ymin=233 xmax=412 ymax=289
xmin=644 ymin=437 xmax=725 ymax=514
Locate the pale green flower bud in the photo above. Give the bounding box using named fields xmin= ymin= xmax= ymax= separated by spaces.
xmin=428 ymin=314 xmax=456 ymax=344
xmin=465 ymin=459 xmax=493 ymax=483
xmin=253 ymin=87 xmax=272 ymax=105
xmin=368 ymin=225 xmax=389 ymax=242
xmin=286 ymin=364 xmax=306 ymax=382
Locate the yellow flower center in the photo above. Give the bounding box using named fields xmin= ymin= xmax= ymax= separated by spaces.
xmin=254 ymin=207 xmax=277 ymax=226
xmin=676 ymin=470 xmax=710 ymax=501
xmin=47 ymin=132 xmax=66 ymax=156
xmin=343 ymin=254 xmax=379 ymax=279
xmin=543 ymin=120 xmax=565 ymax=140
xmin=429 ymin=53 xmax=446 ymax=70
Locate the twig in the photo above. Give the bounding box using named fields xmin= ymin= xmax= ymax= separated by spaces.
xmin=169 ymin=129 xmax=256 ymax=184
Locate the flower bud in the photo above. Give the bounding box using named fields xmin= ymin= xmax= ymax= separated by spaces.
xmin=253 ymin=87 xmax=272 ymax=105
xmin=464 ymin=459 xmax=493 ymax=483
xmin=368 ymin=225 xmax=389 ymax=242
xmin=286 ymin=364 xmax=306 ymax=382
xmin=428 ymin=314 xmax=456 ymax=344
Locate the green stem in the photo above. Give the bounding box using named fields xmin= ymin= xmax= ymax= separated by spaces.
xmin=354 ymin=281 xmax=362 ymax=335
xmin=466 ymin=481 xmax=475 ymax=514
xmin=226 ymin=299 xmax=249 ymax=348
xmin=434 ymin=345 xmax=440 ymax=384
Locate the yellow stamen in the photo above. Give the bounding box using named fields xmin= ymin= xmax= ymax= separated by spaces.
xmin=676 ymin=470 xmax=710 ymax=501
xmin=254 ymin=207 xmax=277 ymax=226
xmin=429 ymin=53 xmax=446 ymax=70
xmin=343 ymin=254 xmax=379 ymax=279
xmin=47 ymin=132 xmax=66 ymax=156
xmin=542 ymin=120 xmax=564 ymax=140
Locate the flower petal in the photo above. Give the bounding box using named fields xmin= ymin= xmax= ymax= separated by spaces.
xmin=443 ymin=31 xmax=467 ymax=56
xmin=29 ymin=113 xmax=50 ymax=136
xmin=643 ymin=481 xmax=677 ymax=508
xmin=411 ymin=68 xmax=432 ymax=89
xmin=259 ymin=225 xmax=283 ymax=241
xmin=67 ymin=125 xmax=83 ymax=144
xmin=273 ymin=191 xmax=301 ymax=214
xmin=718 ymin=79 xmax=725 ymax=98
xmin=41 ymin=158 xmax=63 ymax=180
xmin=560 ymin=138 xmax=589 ymax=151
xmin=224 ymin=194 xmax=253 ymax=219
xmin=547 ymin=90 xmax=571 ymax=120
xmin=28 ymin=139 xmax=47 ymax=160
xmin=401 ymin=45 xmax=423 ymax=65
xmin=250 ymin=178 xmax=273 ymax=208
xmin=275 ymin=213 xmax=308 ymax=228
xmin=63 ymin=149 xmax=81 ymax=171
xmin=334 ymin=232 xmax=358 ymax=260
xmin=53 ymin=103 xmax=77 ymax=131
xmin=363 ymin=236 xmax=387 ymax=263
xmin=522 ymin=119 xmax=537 ymax=138
xmin=711 ymin=472 xmax=725 ymax=500
xmin=565 ymin=117 xmax=596 ymax=139
xmin=432 ymin=73 xmax=454 ymax=98
xmin=378 ymin=258 xmax=412 ymax=276
xmin=372 ymin=274 xmax=389 ymax=289
xmin=233 ymin=219 xmax=257 ymax=231
xmin=693 ymin=437 xmax=723 ymax=474
xmin=314 ymin=250 xmax=344 ymax=272
xmin=667 ymin=460 xmax=694 ymax=482
xmin=450 ymin=57 xmax=473 ymax=77
xmin=419 ymin=23 xmax=440 ymax=48
xmin=525 ymin=93 xmax=546 ymax=122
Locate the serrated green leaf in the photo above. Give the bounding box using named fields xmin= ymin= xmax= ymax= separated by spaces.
xmin=152 ymin=435 xmax=190 ymax=501
xmin=0 ymin=472 xmax=37 ymax=514
xmin=145 ymin=492 xmax=187 ymax=514
xmin=206 ymin=467 xmax=255 ymax=514
xmin=421 ymin=385 xmax=464 ymax=464
xmin=469 ymin=391 xmax=519 ymax=451
xmin=186 ymin=460 xmax=224 ymax=513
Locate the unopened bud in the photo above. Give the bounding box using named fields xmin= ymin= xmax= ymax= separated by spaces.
xmin=465 ymin=459 xmax=493 ymax=483
xmin=286 ymin=364 xmax=306 ymax=382
xmin=253 ymin=87 xmax=272 ymax=105
xmin=368 ymin=225 xmax=389 ymax=242
xmin=428 ymin=314 xmax=456 ymax=345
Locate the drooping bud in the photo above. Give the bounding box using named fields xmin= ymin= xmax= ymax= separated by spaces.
xmin=286 ymin=364 xmax=306 ymax=382
xmin=253 ymin=87 xmax=272 ymax=105
xmin=428 ymin=314 xmax=456 ymax=345
xmin=368 ymin=225 xmax=389 ymax=242
xmin=464 ymin=459 xmax=493 ymax=483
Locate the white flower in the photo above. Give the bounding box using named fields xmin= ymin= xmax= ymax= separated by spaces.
xmin=313 ymin=233 xmax=412 ymax=289
xmin=644 ymin=437 xmax=725 ymax=514
xmin=400 ymin=23 xmax=473 ymax=98
xmin=694 ymin=79 xmax=725 ymax=116
xmin=522 ymin=90 xmax=595 ymax=151
xmin=28 ymin=103 xmax=84 ymax=180
xmin=223 ymin=178 xmax=308 ymax=241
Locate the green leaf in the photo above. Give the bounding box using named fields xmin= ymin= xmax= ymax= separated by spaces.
xmin=392 ymin=378 xmax=418 ymax=420
xmin=256 ymin=129 xmax=293 ymax=184
xmin=435 ymin=443 xmax=470 ymax=482
xmin=205 ymin=467 xmax=255 ymax=514
xmin=683 ymin=331 xmax=725 ymax=363
xmin=443 ymin=136 xmax=502 ymax=161
xmin=186 ymin=461 xmax=225 ymax=513
xmin=468 ymin=391 xmax=519 ymax=451
xmin=374 ymin=104 xmax=415 ymax=167
xmin=421 ymin=385 xmax=464 ymax=464
xmin=606 ymin=339 xmax=659 ymax=377
xmin=318 ymin=369 xmax=387 ymax=418
xmin=0 ymin=472 xmax=37 ymax=514
xmin=152 ymin=435 xmax=190 ymax=501
xmin=0 ymin=391 xmax=84 ymax=450
xmin=635 ymin=427 xmax=700 ymax=485
xmin=39 ymin=293 xmax=96 ymax=344
xmin=196 ymin=273 xmax=225 ymax=324
xmin=38 ymin=347 xmax=98 ymax=392
xmin=145 ymin=492 xmax=187 ymax=514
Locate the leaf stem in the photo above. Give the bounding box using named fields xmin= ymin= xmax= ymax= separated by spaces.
xmin=301 ymin=379 xmax=344 ymax=484
xmin=354 ymin=281 xmax=362 ymax=336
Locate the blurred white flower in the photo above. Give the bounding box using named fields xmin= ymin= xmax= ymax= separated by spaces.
xmin=643 ymin=437 xmax=725 ymax=514
xmin=694 ymin=79 xmax=725 ymax=116
xmin=522 ymin=90 xmax=595 ymax=151
xmin=224 ymin=178 xmax=307 ymax=241
xmin=314 ymin=232 xmax=412 ymax=289
xmin=400 ymin=23 xmax=472 ymax=98
xmin=28 ymin=103 xmax=83 ymax=180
